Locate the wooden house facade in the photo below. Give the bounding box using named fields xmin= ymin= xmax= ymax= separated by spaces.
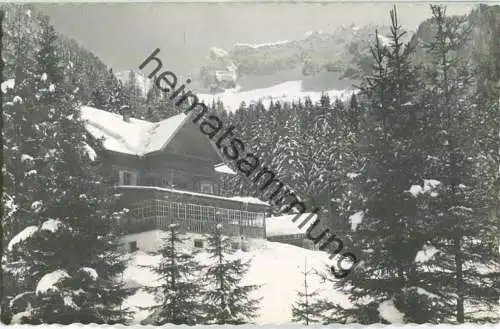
xmin=81 ymin=106 xmax=269 ymax=238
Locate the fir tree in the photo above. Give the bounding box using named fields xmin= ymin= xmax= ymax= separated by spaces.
xmin=2 ymin=5 xmax=40 ymax=237
xmin=144 ymin=80 xmax=178 ymax=122
xmin=322 ymin=7 xmax=431 ymax=324
xmin=471 ymin=5 xmax=500 ymax=260
xmin=144 ymin=224 xmax=205 ymax=325
xmin=103 ymin=68 xmax=125 ymax=114
xmin=2 ymin=4 xmax=37 ymax=85
xmin=203 ymin=225 xmax=261 ymax=324
xmin=122 ymin=70 xmax=145 ymax=118
xmin=2 ymin=15 xmax=132 ymax=324
xmin=347 ymin=93 xmax=361 ymax=131
xmin=144 ymin=82 xmax=162 ymax=122
xmin=417 ymin=5 xmax=499 ymax=323
xmin=291 ymin=258 xmax=322 ymax=325
xmin=89 ymin=88 xmax=106 ymax=109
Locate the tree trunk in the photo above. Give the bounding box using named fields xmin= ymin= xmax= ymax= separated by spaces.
xmin=454 ymin=237 xmax=465 ymax=323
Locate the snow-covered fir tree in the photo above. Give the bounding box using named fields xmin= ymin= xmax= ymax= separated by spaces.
xmin=102 ymin=68 xmax=126 ymax=114
xmin=144 ymin=224 xmax=205 ymax=325
xmin=469 ymin=5 xmax=500 ymax=260
xmin=2 ymin=14 xmax=132 ymax=324
xmin=291 ymin=257 xmax=322 ymax=325
xmin=144 ymin=81 xmax=163 ymax=122
xmin=144 ymin=79 xmax=178 ymax=122
xmin=415 ymin=5 xmax=499 ymax=323
xmin=321 ymin=7 xmax=434 ymax=324
xmin=122 ymin=70 xmax=145 ymax=118
xmin=202 ymin=225 xmax=261 ymax=324
xmin=1 ymin=5 xmax=40 ymax=238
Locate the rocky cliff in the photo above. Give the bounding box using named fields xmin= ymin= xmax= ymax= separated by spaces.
xmin=195 ymin=24 xmax=402 ymax=93
xmin=409 ymin=4 xmax=500 ymax=94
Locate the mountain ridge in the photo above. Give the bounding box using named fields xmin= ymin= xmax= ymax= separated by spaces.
xmin=195 ymin=24 xmax=400 ymax=94
xmin=76 ymin=4 xmax=499 ymax=113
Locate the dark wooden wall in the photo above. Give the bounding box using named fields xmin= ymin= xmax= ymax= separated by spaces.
xmin=106 ymin=121 xmax=228 ymax=195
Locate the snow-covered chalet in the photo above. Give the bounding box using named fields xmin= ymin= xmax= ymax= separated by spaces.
xmin=81 ymin=106 xmax=270 ymax=239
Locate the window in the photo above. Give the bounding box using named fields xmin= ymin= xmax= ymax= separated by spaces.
xmin=200 ymin=181 xmax=214 ymax=194
xmin=175 ymin=181 xmax=189 ymax=190
xmin=119 ymin=170 xmax=137 ymax=185
xmin=145 ymin=176 xmax=158 ymax=186
xmin=128 ymin=241 xmax=138 ymax=252
xmin=161 ymin=171 xmax=174 ymax=187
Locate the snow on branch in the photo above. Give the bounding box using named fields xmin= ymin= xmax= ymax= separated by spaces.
xmin=40 ymin=219 xmax=64 ymax=233
xmin=415 ymin=244 xmax=439 ymax=263
xmin=7 ymin=226 xmax=39 ymax=251
xmin=79 ymin=267 xmax=98 ymax=280
xmin=36 ymin=269 xmax=70 ymax=295
xmin=349 ymin=211 xmax=364 ymax=231
xmin=378 ymin=298 xmax=405 ymax=323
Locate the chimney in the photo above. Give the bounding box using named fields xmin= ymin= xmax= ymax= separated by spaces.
xmin=121 ymin=105 xmax=131 ymax=122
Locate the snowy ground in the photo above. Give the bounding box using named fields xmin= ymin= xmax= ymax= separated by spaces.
xmin=120 ymin=229 xmax=499 ymax=324
xmin=120 ymin=230 xmax=351 ymax=324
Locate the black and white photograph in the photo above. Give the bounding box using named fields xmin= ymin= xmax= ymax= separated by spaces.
xmin=1 ymin=1 xmax=499 ymax=325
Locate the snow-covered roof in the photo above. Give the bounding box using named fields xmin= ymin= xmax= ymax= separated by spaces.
xmin=266 ymin=213 xmax=317 ymax=237
xmin=142 ymin=113 xmax=187 ymax=154
xmin=214 ymin=163 xmax=236 ymax=175
xmin=80 ymin=106 xmax=188 ymax=156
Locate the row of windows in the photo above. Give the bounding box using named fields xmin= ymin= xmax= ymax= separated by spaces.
xmin=128 ymin=200 xmax=265 ymax=228
xmin=115 ymin=168 xmax=215 ymax=195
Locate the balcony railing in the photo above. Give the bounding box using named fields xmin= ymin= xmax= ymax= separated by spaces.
xmin=116 ymin=186 xmax=269 ymax=238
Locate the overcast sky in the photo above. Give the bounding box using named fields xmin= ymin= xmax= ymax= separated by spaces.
xmin=37 ymin=2 xmax=476 ymax=76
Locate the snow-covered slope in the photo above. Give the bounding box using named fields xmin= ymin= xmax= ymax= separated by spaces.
xmin=197 ymin=80 xmax=354 ymax=113
xmin=120 ymin=230 xmax=350 ymax=324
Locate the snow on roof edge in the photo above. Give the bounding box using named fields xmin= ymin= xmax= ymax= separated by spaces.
xmin=142 ymin=112 xmax=189 ymax=155
xmin=155 ymin=114 xmax=190 ymax=152
xmin=228 ymin=196 xmax=269 ymax=206
xmin=214 ymin=163 xmax=237 ymax=175
xmin=117 ymin=185 xmax=269 ymax=207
